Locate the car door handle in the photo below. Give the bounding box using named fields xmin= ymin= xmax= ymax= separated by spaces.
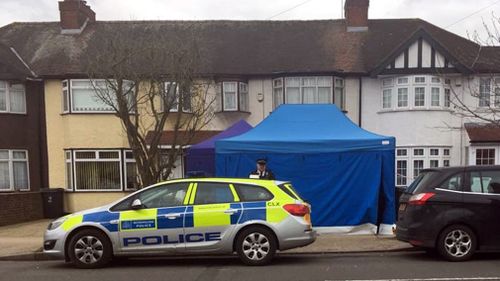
xmin=224 ymin=209 xmax=238 ymax=214
xmin=109 ymin=219 xmax=119 ymax=225
xmin=164 ymin=213 xmax=182 ymax=219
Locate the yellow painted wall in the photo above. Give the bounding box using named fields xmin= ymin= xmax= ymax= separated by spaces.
xmin=45 ymin=80 xmax=131 ymax=212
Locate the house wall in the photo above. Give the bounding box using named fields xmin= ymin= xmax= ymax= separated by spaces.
xmin=0 ymin=191 xmax=43 ymax=226
xmin=45 ymin=79 xmax=131 ymax=212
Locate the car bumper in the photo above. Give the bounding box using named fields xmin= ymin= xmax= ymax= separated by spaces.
xmin=278 ymin=216 xmax=317 ymax=251
xmin=396 ymin=224 xmax=435 ymax=248
xmin=43 ymin=228 xmax=66 ymax=259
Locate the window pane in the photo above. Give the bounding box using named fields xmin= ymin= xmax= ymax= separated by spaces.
xmin=13 ymin=161 xmax=28 ymax=190
xmin=9 ymin=85 xmax=26 ymax=113
xmin=476 ymin=148 xmax=495 ymax=166
xmin=72 ymin=88 xmax=113 ymax=112
xmin=397 ymin=160 xmax=407 ymax=186
xmin=444 ymin=88 xmax=451 ymax=107
xmin=397 ymin=149 xmax=407 ymax=156
xmin=0 ymin=87 xmax=6 ymax=111
xmin=480 ymin=170 xmax=500 ymax=194
xmin=0 ymin=162 xmax=10 ymax=190
xmin=234 ymin=184 xmax=273 ymax=202
xmin=397 ymin=77 xmax=409 ymax=84
xmin=430 ymin=160 xmax=439 ymax=168
xmin=194 ymin=182 xmax=234 ymax=204
xmin=397 ymin=88 xmax=408 ymax=107
xmin=431 ymin=77 xmax=441 ymax=83
xmin=431 ymin=87 xmax=440 ymax=106
xmin=302 ymin=87 xmax=316 ymax=104
xmin=382 ymin=78 xmax=393 ymax=87
xmin=75 ymin=161 xmax=121 ymax=190
xmin=0 ymin=150 xmax=8 ymax=159
xmin=273 ymin=87 xmax=283 ymax=108
xmin=415 ymin=77 xmax=425 ymax=83
xmin=224 ymin=92 xmax=237 ymax=110
xmin=301 ymin=77 xmax=316 ymax=87
xmin=413 ymin=148 xmax=424 ymax=156
xmin=63 ymin=89 xmax=69 ymax=112
xmin=317 ymin=77 xmax=332 ymax=87
xmin=75 ymin=151 xmax=96 ymax=159
xmin=479 ymin=78 xmax=491 ymax=107
xmin=440 ymin=173 xmax=462 ymax=191
xmin=12 ymin=151 xmax=27 ymax=159
xmin=430 ymin=149 xmax=439 ymax=156
xmin=413 ymin=160 xmax=424 ymax=178
xmin=414 ymin=87 xmax=425 ymax=107
xmin=318 ymin=87 xmax=331 ymax=103
xmin=99 ymin=151 xmax=119 ymax=159
xmin=383 ymin=89 xmax=392 ymax=108
xmin=334 ymin=87 xmax=344 ymax=109
xmin=286 ymin=87 xmax=300 ymax=104
xmin=126 ymin=162 xmax=138 ymax=190
xmin=138 ymin=183 xmax=188 ymax=208
xmin=66 ymin=161 xmax=73 ymax=189
xmin=286 ymin=77 xmax=300 ymax=87
xmin=469 ymin=172 xmax=483 ymax=193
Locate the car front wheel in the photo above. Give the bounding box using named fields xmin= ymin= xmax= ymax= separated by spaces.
xmin=236 ymin=226 xmax=277 ymax=266
xmin=67 ymin=228 xmax=112 ymax=269
xmin=437 ymin=225 xmax=476 ymax=262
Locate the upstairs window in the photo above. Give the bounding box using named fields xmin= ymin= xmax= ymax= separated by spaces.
xmin=163 ymin=82 xmax=192 ymax=113
xmin=0 ymin=81 xmax=26 ymax=114
xmin=272 ymin=76 xmax=340 ymax=109
xmin=479 ymin=77 xmax=500 ymax=108
xmin=218 ymin=81 xmax=249 ymax=112
xmin=64 ymin=79 xmax=135 ymax=113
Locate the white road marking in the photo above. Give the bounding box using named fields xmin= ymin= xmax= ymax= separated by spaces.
xmin=326 ymin=277 xmax=500 ymax=281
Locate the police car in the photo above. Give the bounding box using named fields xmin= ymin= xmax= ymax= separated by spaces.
xmin=44 ymin=178 xmax=316 ymax=268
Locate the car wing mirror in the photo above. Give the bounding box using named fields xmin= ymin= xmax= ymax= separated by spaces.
xmin=131 ymin=199 xmax=143 ymax=210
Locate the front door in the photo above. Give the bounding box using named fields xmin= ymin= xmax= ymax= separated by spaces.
xmin=463 ymin=169 xmax=500 ymax=250
xmin=182 ymin=182 xmax=242 ymax=252
xmin=118 ymin=182 xmax=190 ymax=253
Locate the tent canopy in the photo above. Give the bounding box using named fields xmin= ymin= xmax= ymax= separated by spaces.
xmin=215 ymin=105 xmax=396 ymax=231
xmin=186 ymin=120 xmax=252 ymax=176
xmin=216 ymin=105 xmax=394 ymax=154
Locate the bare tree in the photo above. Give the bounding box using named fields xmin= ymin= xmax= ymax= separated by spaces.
xmin=85 ymin=24 xmax=215 ymax=188
xmin=443 ymin=14 xmax=500 ymax=127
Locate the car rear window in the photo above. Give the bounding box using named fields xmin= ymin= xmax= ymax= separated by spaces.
xmin=406 ymin=171 xmax=439 ymax=194
xmin=277 ymin=183 xmax=301 ymax=200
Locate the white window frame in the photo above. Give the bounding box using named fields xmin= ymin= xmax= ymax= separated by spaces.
xmin=69 ymin=79 xmax=115 ymax=113
xmin=431 ymin=87 xmax=440 ymax=107
xmin=397 ymin=87 xmax=409 ymax=108
xmin=273 ymin=76 xmax=335 ymax=108
xmin=414 ymin=87 xmax=426 ymax=107
xmin=71 ymin=149 xmax=123 ymax=192
xmin=382 ymin=88 xmax=392 ymax=109
xmin=479 ymin=77 xmax=492 ymax=107
xmin=222 ymin=82 xmax=239 ymax=111
xmin=163 ymin=82 xmax=192 ymax=113
xmin=65 ymin=151 xmax=73 ymax=190
xmin=123 ymin=150 xmax=138 ymax=191
xmin=0 ymin=149 xmax=30 ymax=191
xmin=396 ymin=146 xmax=451 ymax=186
xmin=0 ymin=81 xmax=27 ymax=114
xmin=239 ymin=82 xmax=249 ymax=112
xmin=471 ymin=147 xmax=497 ymax=166
xmin=273 ymin=78 xmax=284 ymax=109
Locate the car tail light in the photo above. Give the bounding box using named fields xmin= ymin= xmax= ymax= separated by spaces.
xmin=283 ymin=204 xmax=310 ymax=217
xmin=408 ymin=193 xmax=435 ymax=205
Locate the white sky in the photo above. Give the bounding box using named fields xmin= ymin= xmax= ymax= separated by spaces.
xmin=1 ymin=0 xmax=499 ymax=42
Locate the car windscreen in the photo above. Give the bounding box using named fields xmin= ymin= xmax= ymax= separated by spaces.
xmin=406 ymin=171 xmax=439 ymax=194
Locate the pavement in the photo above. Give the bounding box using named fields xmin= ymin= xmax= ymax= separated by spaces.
xmin=0 ymin=219 xmax=412 ymax=261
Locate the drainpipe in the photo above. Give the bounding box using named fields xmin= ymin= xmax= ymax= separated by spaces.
xmin=358 ymin=77 xmax=363 ymax=127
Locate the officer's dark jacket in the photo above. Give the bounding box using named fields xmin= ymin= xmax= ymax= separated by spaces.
xmin=249 ymin=169 xmax=275 ymax=180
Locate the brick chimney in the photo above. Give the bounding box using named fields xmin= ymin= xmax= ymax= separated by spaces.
xmin=344 ymin=0 xmax=369 ymax=32
xmin=59 ymin=0 xmax=95 ymax=34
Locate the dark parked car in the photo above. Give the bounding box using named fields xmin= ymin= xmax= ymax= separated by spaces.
xmin=396 ymin=165 xmax=500 ymax=261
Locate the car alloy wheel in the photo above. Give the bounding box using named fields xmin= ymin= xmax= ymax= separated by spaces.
xmin=242 ymin=232 xmax=270 ymax=261
xmin=444 ymin=230 xmax=472 ymax=258
xmin=74 ymin=235 xmax=104 ymax=264
xmin=437 ymin=224 xmax=476 ymax=262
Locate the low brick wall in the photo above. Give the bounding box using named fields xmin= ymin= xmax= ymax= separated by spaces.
xmin=0 ymin=192 xmax=44 ymax=226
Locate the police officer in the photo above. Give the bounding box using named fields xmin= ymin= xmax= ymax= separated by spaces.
xmin=249 ymin=158 xmax=275 ymax=180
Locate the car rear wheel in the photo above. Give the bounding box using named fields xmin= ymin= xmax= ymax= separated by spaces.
xmin=68 ymin=229 xmax=112 ymax=269
xmin=437 ymin=225 xmax=476 ymax=262
xmin=236 ymin=226 xmax=277 ymax=266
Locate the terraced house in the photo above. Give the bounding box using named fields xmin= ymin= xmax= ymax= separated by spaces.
xmin=1 ymin=0 xmax=500 ymax=218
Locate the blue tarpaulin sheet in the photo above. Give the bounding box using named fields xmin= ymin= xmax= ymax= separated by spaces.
xmin=215 ymin=105 xmax=396 ymax=228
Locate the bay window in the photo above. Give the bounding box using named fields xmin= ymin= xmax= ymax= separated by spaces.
xmin=381 ymin=75 xmax=452 ymax=111
xmin=66 ymin=149 xmax=137 ymax=191
xmin=0 ymin=81 xmax=26 ymax=114
xmin=396 ymin=146 xmax=451 ymax=186
xmin=219 ymin=81 xmax=249 ymax=112
xmin=0 ymin=150 xmax=29 ymax=191
xmin=478 ymin=77 xmax=500 ymax=108
xmin=272 ymin=76 xmax=340 ymax=109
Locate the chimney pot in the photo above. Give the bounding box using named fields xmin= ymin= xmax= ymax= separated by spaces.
xmin=59 ymin=0 xmax=95 ymax=34
xmin=344 ymin=0 xmax=369 ymax=32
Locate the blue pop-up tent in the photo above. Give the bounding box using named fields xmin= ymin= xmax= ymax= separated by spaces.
xmin=186 ymin=120 xmax=252 ymax=177
xmin=215 ymin=105 xmax=395 ymax=234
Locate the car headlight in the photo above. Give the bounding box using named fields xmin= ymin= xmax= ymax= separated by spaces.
xmin=47 ymin=216 xmax=67 ymax=230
